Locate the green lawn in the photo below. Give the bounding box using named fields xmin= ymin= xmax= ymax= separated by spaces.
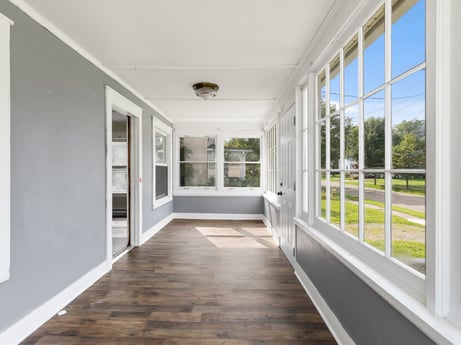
xmin=323 ymin=194 xmax=424 ymax=227
xmin=329 ymin=176 xmax=425 ymax=196
xmin=321 ymin=193 xmax=425 ymax=262
xmin=345 ymin=195 xmax=425 ymax=219
xmin=366 ymin=240 xmax=425 ymax=258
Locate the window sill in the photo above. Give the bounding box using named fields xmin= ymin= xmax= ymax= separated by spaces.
xmin=263 ymin=192 xmax=281 ymax=210
xmin=153 ymin=196 xmax=172 ymax=209
xmin=173 ymin=189 xmax=263 ymax=197
xmin=294 ymin=217 xmax=461 ymax=345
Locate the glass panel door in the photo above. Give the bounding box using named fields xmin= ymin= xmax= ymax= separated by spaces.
xmin=112 ymin=111 xmax=130 ymax=256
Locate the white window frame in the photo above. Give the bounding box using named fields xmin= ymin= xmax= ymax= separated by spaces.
xmin=0 ymin=13 xmax=13 ymax=283
xmin=173 ymin=130 xmax=263 ymax=196
xmin=152 ymin=117 xmax=173 ymax=209
xmin=264 ymin=122 xmax=277 ymax=196
xmin=311 ymin=0 xmax=429 ymax=297
xmin=297 ymin=1 xmax=461 ymax=343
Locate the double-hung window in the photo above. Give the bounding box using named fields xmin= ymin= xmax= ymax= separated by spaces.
xmin=224 ymin=137 xmax=261 ymax=189
xmin=179 ymin=136 xmax=216 ymax=188
xmin=153 ymin=118 xmax=173 ymax=208
xmin=0 ymin=12 xmax=13 ymax=283
xmin=315 ymin=0 xmax=426 ymax=274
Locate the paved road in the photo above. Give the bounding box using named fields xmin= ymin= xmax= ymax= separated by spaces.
xmin=330 ymin=182 xmax=425 ymax=213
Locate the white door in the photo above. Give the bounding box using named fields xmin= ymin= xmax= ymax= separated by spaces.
xmin=279 ymin=105 xmax=296 ymax=260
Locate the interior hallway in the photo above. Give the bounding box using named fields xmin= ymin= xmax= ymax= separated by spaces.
xmin=21 ymin=220 xmax=336 ymax=345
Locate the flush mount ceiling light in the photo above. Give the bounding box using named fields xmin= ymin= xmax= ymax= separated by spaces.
xmin=192 ymin=82 xmax=219 ymax=100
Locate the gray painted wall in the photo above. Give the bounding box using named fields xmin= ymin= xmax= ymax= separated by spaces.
xmin=174 ymin=196 xmax=263 ymax=214
xmin=263 ymin=199 xmax=280 ymax=234
xmin=0 ymin=0 xmax=172 ymax=333
xmin=296 ymin=227 xmax=435 ymax=345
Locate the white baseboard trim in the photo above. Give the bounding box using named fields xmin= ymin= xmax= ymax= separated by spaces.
xmin=262 ymin=215 xmax=271 ymax=229
xmin=294 ymin=265 xmax=355 ymax=345
xmin=173 ymin=213 xmax=263 ymax=220
xmin=0 ymin=261 xmax=107 ymax=345
xmin=141 ymin=213 xmax=175 ymax=245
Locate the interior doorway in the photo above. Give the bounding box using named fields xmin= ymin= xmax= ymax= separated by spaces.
xmin=111 ymin=111 xmax=131 ymax=256
xmin=105 ymin=87 xmax=143 ymax=269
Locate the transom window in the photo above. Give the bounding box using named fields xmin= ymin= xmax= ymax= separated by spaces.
xmin=316 ymin=0 xmax=426 ymax=274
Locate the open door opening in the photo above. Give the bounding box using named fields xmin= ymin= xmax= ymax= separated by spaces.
xmin=111 ymin=111 xmax=131 ymax=257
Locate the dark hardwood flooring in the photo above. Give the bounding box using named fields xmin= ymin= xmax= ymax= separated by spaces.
xmin=22 ymin=219 xmax=337 ymax=345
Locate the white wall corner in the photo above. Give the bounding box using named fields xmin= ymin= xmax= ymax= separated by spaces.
xmin=141 ymin=213 xmax=175 ymax=245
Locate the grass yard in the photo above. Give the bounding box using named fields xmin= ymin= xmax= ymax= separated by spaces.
xmin=320 ymin=193 xmax=425 ymax=269
xmin=329 ymin=176 xmax=426 ymax=196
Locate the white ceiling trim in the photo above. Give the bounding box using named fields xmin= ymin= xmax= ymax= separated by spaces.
xmin=146 ymin=98 xmax=277 ymax=102
xmin=8 ymin=0 xmax=174 ymax=124
xmin=106 ymin=65 xmax=297 ymax=71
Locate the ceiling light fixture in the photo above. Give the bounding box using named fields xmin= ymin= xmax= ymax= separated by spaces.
xmin=192 ymin=82 xmax=219 ymax=100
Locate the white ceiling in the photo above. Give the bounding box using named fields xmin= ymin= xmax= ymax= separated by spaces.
xmin=23 ymin=0 xmax=336 ymax=125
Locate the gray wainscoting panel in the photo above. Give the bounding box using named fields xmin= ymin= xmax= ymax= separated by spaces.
xmin=174 ymin=196 xmax=263 ymax=214
xmin=263 ymin=199 xmax=280 ymax=234
xmin=295 ymin=227 xmax=435 ymax=345
xmin=0 ymin=1 xmax=172 ymax=333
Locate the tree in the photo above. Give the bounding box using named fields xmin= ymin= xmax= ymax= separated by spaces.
xmin=364 ymin=117 xmax=385 ymax=169
xmin=392 ymin=126 xmax=425 ymax=189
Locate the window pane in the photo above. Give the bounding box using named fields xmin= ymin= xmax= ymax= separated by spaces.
xmin=391 ymin=173 xmax=425 ymax=273
xmin=344 ymin=105 xmax=359 ymax=170
xmin=224 ymin=138 xmax=260 ymax=162
xmin=320 ymin=172 xmax=327 ymax=220
xmin=392 ymin=69 xmax=426 ymax=170
xmin=320 ymin=121 xmax=326 ymax=169
xmin=330 ymin=115 xmax=340 ymax=169
xmin=392 ymin=0 xmax=426 ymax=78
xmin=224 ymin=163 xmax=260 ymax=188
xmin=319 ymin=70 xmax=326 ymax=118
xmin=303 ymin=171 xmax=308 ymax=213
xmin=155 ymin=133 xmax=166 ymax=164
xmin=329 ymin=54 xmax=340 ymax=112
xmin=364 ymin=173 xmax=385 ymax=252
xmin=344 ymin=34 xmax=359 ymax=105
xmin=364 ymin=90 xmax=385 ymax=169
xmin=330 ymin=174 xmax=341 ymax=229
xmin=179 ymin=163 xmax=216 ymax=187
xmin=303 ymin=130 xmax=308 ymax=171
xmin=363 ymin=5 xmax=385 ymax=94
xmin=345 ymin=178 xmax=359 ymax=237
xmin=155 ymin=166 xmax=168 ymax=199
xmin=180 ymin=137 xmax=216 ymax=162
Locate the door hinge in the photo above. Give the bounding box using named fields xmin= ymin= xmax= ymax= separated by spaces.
xmin=293 ymin=247 xmax=296 ymax=256
xmin=293 ymin=117 xmax=296 ymax=126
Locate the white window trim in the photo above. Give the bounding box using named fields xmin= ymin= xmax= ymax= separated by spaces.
xmin=0 ymin=13 xmax=13 ymax=283
xmin=312 ymin=0 xmax=428 ymax=296
xmin=152 ymin=117 xmax=173 ymax=209
xmin=297 ymin=1 xmax=461 ymax=343
xmin=105 ymin=87 xmax=143 ymax=271
xmin=173 ymin=130 xmax=263 ymax=196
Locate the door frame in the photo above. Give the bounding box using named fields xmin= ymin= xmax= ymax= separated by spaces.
xmin=105 ymin=86 xmax=143 ymax=271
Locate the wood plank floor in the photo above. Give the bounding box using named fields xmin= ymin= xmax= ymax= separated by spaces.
xmin=22 ymin=219 xmax=337 ymax=345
